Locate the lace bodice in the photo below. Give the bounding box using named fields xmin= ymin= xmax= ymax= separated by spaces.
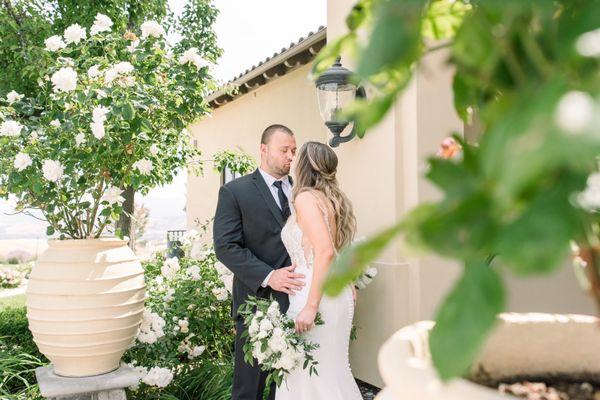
xmin=281 ymin=205 xmax=314 ymax=270
xmin=280 ymin=191 xmax=335 ymax=271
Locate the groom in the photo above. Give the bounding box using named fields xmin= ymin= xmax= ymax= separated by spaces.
xmin=213 ymin=124 xmax=305 ymax=400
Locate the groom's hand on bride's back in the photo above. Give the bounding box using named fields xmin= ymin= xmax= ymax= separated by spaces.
xmin=267 ymin=265 xmax=305 ymax=295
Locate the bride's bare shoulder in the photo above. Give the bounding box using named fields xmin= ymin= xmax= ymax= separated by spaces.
xmin=293 ymin=190 xmax=320 ymax=209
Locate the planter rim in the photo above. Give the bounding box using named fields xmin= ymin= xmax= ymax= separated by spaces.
xmin=378 ymin=313 xmax=600 ymax=400
xmin=47 ymin=237 xmax=130 ymax=247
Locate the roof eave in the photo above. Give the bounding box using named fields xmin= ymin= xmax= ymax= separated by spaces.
xmin=207 ymin=27 xmax=327 ymax=109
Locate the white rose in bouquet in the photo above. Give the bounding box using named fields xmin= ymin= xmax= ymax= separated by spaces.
xmin=239 ymin=297 xmax=322 ymax=392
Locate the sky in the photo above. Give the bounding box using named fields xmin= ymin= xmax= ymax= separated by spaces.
xmin=0 ymin=0 xmax=327 ymax=240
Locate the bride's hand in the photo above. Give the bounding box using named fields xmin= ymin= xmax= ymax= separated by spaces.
xmin=295 ymin=305 xmax=318 ymax=333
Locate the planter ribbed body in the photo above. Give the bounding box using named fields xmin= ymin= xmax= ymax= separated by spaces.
xmin=26 ymin=238 xmax=145 ymax=377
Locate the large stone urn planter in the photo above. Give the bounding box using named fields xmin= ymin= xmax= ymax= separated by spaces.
xmin=26 ymin=238 xmax=146 ymax=377
xmin=376 ymin=313 xmax=600 ymax=399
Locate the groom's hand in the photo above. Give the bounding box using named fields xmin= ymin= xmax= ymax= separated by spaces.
xmin=267 ymin=265 xmax=305 ymax=295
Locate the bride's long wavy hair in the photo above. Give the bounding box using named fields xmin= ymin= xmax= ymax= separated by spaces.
xmin=292 ymin=141 xmax=356 ymax=250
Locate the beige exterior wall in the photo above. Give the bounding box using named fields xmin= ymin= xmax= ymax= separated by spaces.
xmin=188 ymin=0 xmax=596 ymax=389
xmin=187 ymin=63 xmax=326 ymax=233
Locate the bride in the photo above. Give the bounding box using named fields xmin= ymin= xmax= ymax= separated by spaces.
xmin=276 ymin=141 xmax=363 ymax=400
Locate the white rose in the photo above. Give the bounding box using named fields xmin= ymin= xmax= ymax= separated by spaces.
xmin=161 ymin=257 xmax=180 ymax=279
xmin=6 ymin=90 xmax=24 ymax=104
xmin=92 ymin=105 xmax=110 ymax=122
xmin=117 ymin=75 xmax=136 ymax=87
xmin=140 ymin=20 xmax=166 ymax=39
xmin=114 ymin=61 xmax=134 ymax=74
xmin=75 ymin=132 xmax=85 ymax=146
xmin=142 ymin=367 xmax=173 ymax=388
xmin=133 ymin=159 xmax=153 ymax=175
xmin=91 ymin=120 xmax=105 ymax=139
xmin=42 ymin=160 xmax=63 ymax=182
xmin=0 ymin=120 xmax=23 ymax=136
xmin=50 ymin=119 xmax=61 ymax=128
xmin=149 ymin=144 xmax=159 ymax=156
xmin=188 ymin=345 xmax=206 ymax=359
xmin=96 ymin=89 xmax=108 ymax=99
xmin=87 ymin=65 xmax=102 ymax=79
xmin=179 ymin=47 xmax=210 ymax=70
xmin=63 ymin=24 xmax=87 ymax=44
xmin=136 ymin=330 xmax=157 ymax=344
xmin=90 ymin=13 xmax=113 ymax=36
xmin=178 ymin=319 xmax=189 ymax=334
xmin=212 ymin=287 xmax=228 ymax=301
xmin=576 ymin=28 xmax=600 ymax=58
xmin=268 ymin=333 xmax=287 ymax=353
xmin=104 ymin=68 xmax=118 ymax=85
xmin=555 ymin=91 xmax=595 ymax=134
xmin=220 ymin=273 xmax=233 ymax=294
xmin=249 ymin=319 xmax=260 ymax=336
xmin=267 ymin=301 xmax=280 ymax=319
xmin=13 ymin=153 xmax=32 ymax=171
xmin=186 ymin=265 xmax=201 ymax=281
xmin=45 ymin=35 xmax=66 ymax=51
xmin=101 ymin=186 xmax=124 ymax=206
xmin=259 ymin=318 xmax=273 ymax=333
xmin=51 ymin=67 xmax=78 ymax=92
xmin=578 ymin=172 xmax=600 ymax=211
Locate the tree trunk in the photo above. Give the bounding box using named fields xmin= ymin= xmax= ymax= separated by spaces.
xmin=117 ymin=186 xmax=135 ymax=250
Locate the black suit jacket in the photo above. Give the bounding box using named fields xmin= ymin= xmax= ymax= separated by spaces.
xmin=213 ymin=169 xmax=291 ymax=317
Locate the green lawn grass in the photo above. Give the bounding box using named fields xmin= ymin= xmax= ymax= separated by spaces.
xmin=0 ymin=294 xmax=26 ymax=310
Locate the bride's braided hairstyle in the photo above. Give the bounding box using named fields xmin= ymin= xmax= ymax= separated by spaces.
xmin=292 ymin=141 xmax=356 ymax=250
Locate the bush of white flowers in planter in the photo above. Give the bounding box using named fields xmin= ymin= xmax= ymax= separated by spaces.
xmin=123 ymin=237 xmax=235 ymax=398
xmin=0 ymin=14 xmax=215 ymax=377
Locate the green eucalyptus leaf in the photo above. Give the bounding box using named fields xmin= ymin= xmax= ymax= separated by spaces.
xmin=430 ymin=259 xmax=505 ymax=381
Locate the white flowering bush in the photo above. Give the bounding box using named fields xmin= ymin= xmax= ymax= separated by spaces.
xmin=238 ymin=296 xmax=323 ymax=396
xmin=0 ymin=14 xmax=215 ymax=239
xmin=0 ymin=267 xmax=26 ymax=289
xmin=123 ymin=239 xmax=234 ymax=397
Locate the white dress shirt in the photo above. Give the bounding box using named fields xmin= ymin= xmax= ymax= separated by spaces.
xmin=258 ymin=168 xmax=292 ymax=287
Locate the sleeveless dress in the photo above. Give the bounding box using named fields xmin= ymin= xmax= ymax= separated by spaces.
xmin=275 ymin=191 xmax=362 ymax=400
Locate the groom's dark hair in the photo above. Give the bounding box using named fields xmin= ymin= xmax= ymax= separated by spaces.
xmin=261 ymin=124 xmax=294 ymax=144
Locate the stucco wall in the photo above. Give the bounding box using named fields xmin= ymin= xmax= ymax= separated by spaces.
xmin=187 ymin=0 xmax=596 ymax=388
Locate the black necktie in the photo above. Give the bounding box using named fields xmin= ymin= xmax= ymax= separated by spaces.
xmin=273 ymin=180 xmax=291 ymax=219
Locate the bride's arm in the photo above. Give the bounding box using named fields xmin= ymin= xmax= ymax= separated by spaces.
xmin=294 ymin=192 xmax=335 ymax=333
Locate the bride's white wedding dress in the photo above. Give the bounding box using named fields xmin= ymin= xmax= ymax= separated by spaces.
xmin=275 ymin=193 xmax=362 ymax=400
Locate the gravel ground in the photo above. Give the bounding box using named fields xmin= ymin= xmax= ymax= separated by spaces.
xmin=357 ymin=379 xmax=380 ymax=400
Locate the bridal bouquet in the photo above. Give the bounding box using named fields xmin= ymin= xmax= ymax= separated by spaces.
xmin=238 ymin=296 xmax=323 ymax=395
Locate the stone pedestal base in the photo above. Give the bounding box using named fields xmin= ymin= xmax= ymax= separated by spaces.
xmin=36 ymin=364 xmax=139 ymax=400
